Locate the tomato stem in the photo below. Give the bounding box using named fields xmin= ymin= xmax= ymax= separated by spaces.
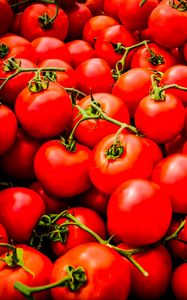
xmin=164 ymin=218 xmax=186 ymax=242
xmin=38 ymin=0 xmax=59 ymax=29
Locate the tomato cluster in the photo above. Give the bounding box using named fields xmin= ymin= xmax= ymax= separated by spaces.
xmin=0 ymin=0 xmax=187 ymax=299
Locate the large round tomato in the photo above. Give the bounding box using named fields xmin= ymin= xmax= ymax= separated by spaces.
xmin=172 ymin=263 xmax=187 ymax=300
xmin=107 ymin=179 xmax=172 ymax=246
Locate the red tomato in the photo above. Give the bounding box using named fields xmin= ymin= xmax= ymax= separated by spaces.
xmin=72 ymin=92 xmax=130 ymax=148
xmin=50 ymin=242 xmax=131 ymax=300
xmin=0 ymin=34 xmax=37 ymax=63
xmin=152 ymin=153 xmax=187 ymax=214
xmin=94 ymin=24 xmax=139 ymax=69
xmin=34 ymin=139 xmax=92 ymax=198
xmin=20 ymin=3 xmax=69 ymax=41
xmin=77 ymin=0 xmax=104 ymax=16
xmin=172 ymin=263 xmax=187 ymax=300
xmin=148 ymin=0 xmax=187 ymax=48
xmin=119 ymin=243 xmax=172 ymax=300
xmin=164 ymin=134 xmax=186 ymax=156
xmin=0 ymin=58 xmax=37 ymax=107
xmin=82 ymin=15 xmax=119 ymax=46
xmin=0 ymin=244 xmax=53 ymax=300
xmin=107 ymin=179 xmax=172 ymax=246
xmin=159 ymin=64 xmax=187 ymax=107
xmin=0 ymin=224 xmax=8 ymax=255
xmin=38 ymin=58 xmax=77 ymax=89
xmin=15 ymin=82 xmax=73 ymax=139
xmin=65 ymin=3 xmax=92 ymax=41
xmin=0 ymin=187 xmax=45 ymax=243
xmin=75 ymin=58 xmax=115 ymax=94
xmin=119 ymin=0 xmax=159 ymax=31
xmin=0 ymin=128 xmax=41 ymax=182
xmin=0 ymin=104 xmax=18 ymax=155
xmin=103 ymin=0 xmax=122 ymax=22
xmin=134 ymin=93 xmax=185 ymax=144
xmin=143 ymin=137 xmax=163 ymax=167
xmin=131 ymin=43 xmax=177 ymax=72
xmin=10 ymin=11 xmax=23 ymax=35
xmin=31 ymin=36 xmax=71 ymax=64
xmin=66 ymin=39 xmax=95 ymax=68
xmin=112 ymin=68 xmax=152 ymax=118
xmin=89 ymin=133 xmax=153 ymax=195
xmin=0 ymin=0 xmax=13 ymax=35
xmin=51 ymin=207 xmax=107 ymax=257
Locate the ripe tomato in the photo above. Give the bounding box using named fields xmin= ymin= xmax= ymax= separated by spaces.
xmin=0 ymin=224 xmax=8 ymax=255
xmin=75 ymin=58 xmax=115 ymax=94
xmin=72 ymin=92 xmax=130 ymax=148
xmin=164 ymin=134 xmax=186 ymax=156
xmin=107 ymin=179 xmax=172 ymax=246
xmin=77 ymin=0 xmax=104 ymax=16
xmin=0 ymin=244 xmax=53 ymax=300
xmin=0 ymin=187 xmax=45 ymax=243
xmin=20 ymin=3 xmax=69 ymax=41
xmin=143 ymin=137 xmax=163 ymax=167
xmin=15 ymin=82 xmax=73 ymax=140
xmin=0 ymin=0 xmax=13 ymax=35
xmin=112 ymin=68 xmax=152 ymax=118
xmin=34 ymin=139 xmax=92 ymax=198
xmin=0 ymin=34 xmax=37 ymax=63
xmin=0 ymin=128 xmax=41 ymax=182
xmin=103 ymin=0 xmax=122 ymax=22
xmin=0 ymin=104 xmax=18 ymax=155
xmin=134 ymin=93 xmax=185 ymax=144
xmin=89 ymin=133 xmax=153 ymax=195
xmin=152 ymin=153 xmax=187 ymax=214
xmin=50 ymin=242 xmax=131 ymax=300
xmin=172 ymin=263 xmax=187 ymax=300
xmin=51 ymin=207 xmax=107 ymax=257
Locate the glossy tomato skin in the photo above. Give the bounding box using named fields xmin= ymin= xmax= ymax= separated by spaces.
xmin=50 ymin=242 xmax=131 ymax=300
xmin=0 ymin=128 xmax=41 ymax=182
xmin=112 ymin=68 xmax=152 ymax=118
xmin=20 ymin=3 xmax=69 ymax=41
xmin=0 ymin=244 xmax=53 ymax=300
xmin=0 ymin=187 xmax=45 ymax=243
xmin=89 ymin=133 xmax=153 ymax=195
xmin=172 ymin=263 xmax=187 ymax=300
xmin=0 ymin=0 xmax=13 ymax=35
xmin=15 ymin=82 xmax=73 ymax=139
xmin=34 ymin=139 xmax=92 ymax=198
xmin=103 ymin=0 xmax=122 ymax=22
xmin=119 ymin=244 xmax=172 ymax=300
xmin=72 ymin=92 xmax=130 ymax=148
xmin=143 ymin=137 xmax=163 ymax=167
xmin=0 ymin=224 xmax=8 ymax=255
xmin=148 ymin=0 xmax=187 ymax=49
xmin=0 ymin=34 xmax=37 ymax=63
xmin=134 ymin=93 xmax=185 ymax=144
xmin=107 ymin=179 xmax=172 ymax=246
xmin=119 ymin=0 xmax=159 ymax=31
xmin=51 ymin=207 xmax=107 ymax=257
xmin=75 ymin=58 xmax=115 ymax=94
xmin=0 ymin=104 xmax=18 ymax=155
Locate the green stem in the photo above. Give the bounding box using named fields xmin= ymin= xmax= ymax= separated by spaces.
xmin=165 ymin=218 xmax=186 ymax=243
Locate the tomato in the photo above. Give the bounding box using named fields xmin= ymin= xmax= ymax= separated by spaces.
xmin=119 ymin=243 xmax=172 ymax=300
xmin=34 ymin=139 xmax=92 ymax=198
xmin=65 ymin=3 xmax=92 ymax=41
xmin=0 ymin=128 xmax=41 ymax=182
xmin=0 ymin=224 xmax=8 ymax=255
xmin=0 ymin=0 xmax=13 ymax=35
xmin=50 ymin=242 xmax=130 ymax=300
xmin=51 ymin=207 xmax=107 ymax=257
xmin=75 ymin=58 xmax=115 ymax=94
xmin=38 ymin=58 xmax=77 ymax=89
xmin=10 ymin=11 xmax=23 ymax=35
xmin=89 ymin=133 xmax=153 ymax=195
xmin=0 ymin=187 xmax=45 ymax=243
xmin=66 ymin=39 xmax=95 ymax=68
xmin=0 ymin=34 xmax=37 ymax=63
xmin=0 ymin=58 xmax=37 ymax=108
xmin=82 ymin=15 xmax=119 ymax=46
xmin=20 ymin=3 xmax=69 ymax=41
xmin=0 ymin=104 xmax=18 ymax=155
xmin=143 ymin=137 xmax=163 ymax=167
xmin=0 ymin=244 xmax=53 ymax=300
xmin=31 ymin=36 xmax=71 ymax=64
xmin=164 ymin=134 xmax=186 ymax=156
xmin=77 ymin=0 xmax=104 ymax=16
xmin=94 ymin=24 xmax=139 ymax=69
xmin=134 ymin=93 xmax=185 ymax=144
xmin=119 ymin=0 xmax=158 ymax=31
xmin=72 ymin=92 xmax=130 ymax=148
xmin=107 ymin=179 xmax=172 ymax=246
xmin=148 ymin=0 xmax=187 ymax=48
xmin=131 ymin=42 xmax=177 ymax=72
xmin=112 ymin=67 xmax=152 ymax=118
xmin=152 ymin=153 xmax=187 ymax=214
xmin=159 ymin=64 xmax=187 ymax=107
xmin=172 ymin=263 xmax=187 ymax=300
xmin=15 ymin=82 xmax=73 ymax=140
xmin=103 ymin=0 xmax=122 ymax=21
